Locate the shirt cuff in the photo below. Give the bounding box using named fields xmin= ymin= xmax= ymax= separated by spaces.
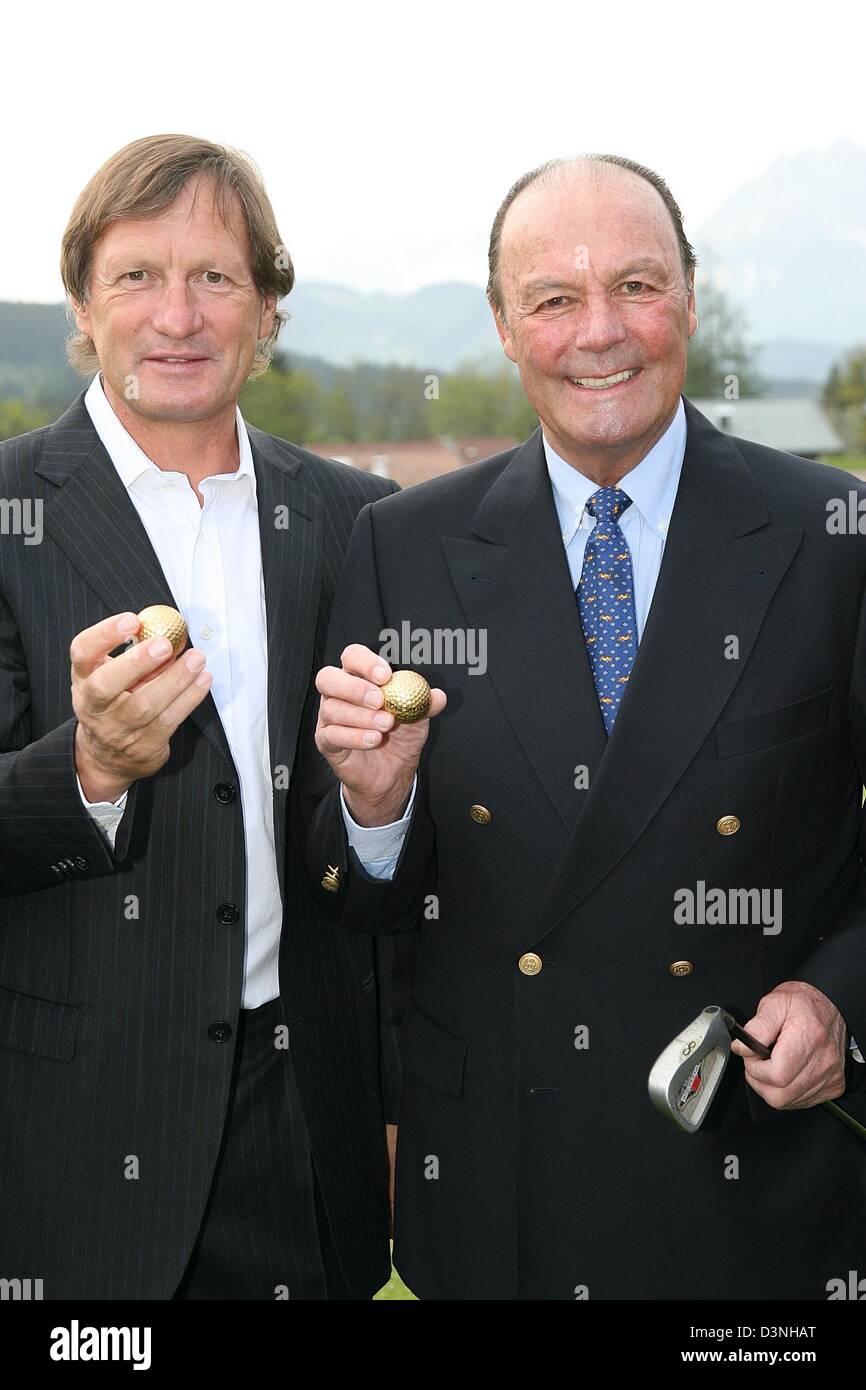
xmin=849 ymin=1036 xmax=864 ymax=1064
xmin=341 ymin=777 xmax=416 ymax=878
xmin=77 ymin=773 xmax=128 ymax=849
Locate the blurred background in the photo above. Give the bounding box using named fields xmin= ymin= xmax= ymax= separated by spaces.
xmin=2 ymin=0 xmax=865 ymax=484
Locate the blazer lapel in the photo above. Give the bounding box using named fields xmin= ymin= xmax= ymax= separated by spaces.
xmin=534 ymin=398 xmax=803 ymax=940
xmin=37 ymin=396 xmax=324 ymax=903
xmin=36 ymin=393 xmax=233 ymax=766
xmin=247 ymin=426 xmax=323 ymax=888
xmin=442 ymin=429 xmax=608 ymax=834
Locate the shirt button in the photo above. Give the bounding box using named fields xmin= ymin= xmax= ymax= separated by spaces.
xmin=214 ymin=782 xmax=236 ymax=804
xmin=201 ymin=625 xmax=214 ymax=640
xmin=216 ymin=902 xmax=240 ymax=925
xmin=208 ymin=1021 xmax=232 ymax=1043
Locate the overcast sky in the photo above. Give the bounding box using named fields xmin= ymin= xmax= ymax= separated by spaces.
xmin=3 ymin=0 xmax=864 ymax=303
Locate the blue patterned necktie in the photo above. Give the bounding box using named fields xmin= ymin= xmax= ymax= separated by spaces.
xmin=576 ymin=486 xmax=638 ymax=735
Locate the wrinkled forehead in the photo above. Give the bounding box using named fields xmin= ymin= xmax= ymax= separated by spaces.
xmin=91 ymin=177 xmax=252 ymax=270
xmin=499 ymin=166 xmax=682 ymax=289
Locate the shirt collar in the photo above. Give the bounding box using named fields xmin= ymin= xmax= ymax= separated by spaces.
xmin=83 ymin=371 xmax=256 ymax=495
xmin=543 ymin=395 xmax=687 ymax=544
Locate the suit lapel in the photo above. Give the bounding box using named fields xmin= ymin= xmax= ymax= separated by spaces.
xmin=444 ymin=401 xmax=803 ymax=947
xmin=37 ymin=393 xmax=234 ymax=765
xmin=248 ymin=425 xmax=323 ymax=888
xmin=36 ymin=397 xmax=325 ymax=897
xmin=442 ymin=429 xmax=608 ymax=834
xmin=534 ymin=398 xmax=803 ymax=939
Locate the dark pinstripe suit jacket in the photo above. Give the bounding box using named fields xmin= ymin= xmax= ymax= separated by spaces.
xmin=0 ymin=390 xmax=409 ymax=1299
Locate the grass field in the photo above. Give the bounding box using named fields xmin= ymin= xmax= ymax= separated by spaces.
xmin=824 ymin=454 xmax=866 ymax=476
xmin=373 ymin=1249 xmax=417 ymax=1300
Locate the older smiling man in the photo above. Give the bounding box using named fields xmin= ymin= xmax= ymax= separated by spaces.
xmin=310 ymin=155 xmax=866 ymax=1299
xmin=0 ymin=134 xmax=411 ymax=1300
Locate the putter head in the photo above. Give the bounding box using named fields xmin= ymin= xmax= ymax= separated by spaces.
xmin=648 ymin=1005 xmax=732 ymax=1132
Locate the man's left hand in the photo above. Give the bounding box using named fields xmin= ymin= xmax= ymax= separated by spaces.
xmin=731 ymin=980 xmax=847 ymax=1109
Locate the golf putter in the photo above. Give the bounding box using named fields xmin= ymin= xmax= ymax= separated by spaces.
xmin=649 ymin=1005 xmax=866 ymax=1141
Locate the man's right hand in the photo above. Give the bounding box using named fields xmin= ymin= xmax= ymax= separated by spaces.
xmin=315 ymin=644 xmax=446 ymax=827
xmin=72 ymin=612 xmax=213 ymax=804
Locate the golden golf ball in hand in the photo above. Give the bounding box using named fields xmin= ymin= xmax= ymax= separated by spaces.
xmin=381 ymin=670 xmax=431 ymax=723
xmin=135 ymin=605 xmax=188 ymax=657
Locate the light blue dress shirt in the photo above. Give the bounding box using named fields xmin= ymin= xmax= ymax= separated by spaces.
xmin=543 ymin=396 xmax=687 ymax=637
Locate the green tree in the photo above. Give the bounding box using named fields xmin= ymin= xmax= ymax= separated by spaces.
xmin=426 ymin=362 xmax=537 ymax=440
xmin=684 ymin=275 xmax=762 ymax=399
xmin=823 ymin=346 xmax=866 ymax=452
xmin=239 ymin=359 xmax=323 ymax=442
xmin=0 ymin=399 xmax=53 ymax=441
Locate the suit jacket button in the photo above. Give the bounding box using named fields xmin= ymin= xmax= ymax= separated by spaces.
xmin=214 ymin=782 xmax=236 ymax=804
xmin=321 ymin=865 xmax=342 ymax=892
xmin=74 ymin=856 xmax=90 ymax=871
xmin=208 ymin=1021 xmax=232 ymax=1043
xmin=216 ymin=902 xmax=240 ymax=924
xmin=518 ymin=952 xmax=543 ymax=976
xmin=470 ymin=804 xmax=492 ymax=824
xmin=716 ymin=814 xmax=741 ymax=835
xmin=669 ymin=960 xmax=694 ymax=977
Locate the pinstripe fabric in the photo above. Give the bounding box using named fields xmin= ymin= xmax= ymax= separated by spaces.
xmin=0 ymin=391 xmax=400 ymax=1299
xmin=174 ymin=998 xmax=326 ymax=1300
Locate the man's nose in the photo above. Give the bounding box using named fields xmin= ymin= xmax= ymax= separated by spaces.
xmin=150 ymin=280 xmax=205 ymax=337
xmin=573 ymin=294 xmax=629 ymax=355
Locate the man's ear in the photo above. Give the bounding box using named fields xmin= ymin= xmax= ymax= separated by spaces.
xmin=258 ymin=293 xmax=278 ymax=340
xmin=71 ymin=297 xmax=92 ymax=336
xmin=493 ymin=306 xmax=517 ymax=365
xmin=687 ymin=279 xmax=698 ymax=339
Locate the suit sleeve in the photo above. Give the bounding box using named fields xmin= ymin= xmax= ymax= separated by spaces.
xmin=790 ymin=573 xmax=866 ymax=1094
xmin=0 ymin=587 xmax=140 ymax=896
xmin=304 ymin=500 xmax=437 ymax=935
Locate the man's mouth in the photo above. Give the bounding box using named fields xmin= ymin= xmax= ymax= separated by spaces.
xmin=567 ymin=368 xmax=640 ymax=390
xmin=145 ymin=361 xmax=211 ymax=372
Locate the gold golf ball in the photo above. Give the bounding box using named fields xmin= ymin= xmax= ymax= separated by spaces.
xmin=135 ymin=604 xmax=188 ymax=658
xmin=381 ymin=670 xmax=431 ymax=723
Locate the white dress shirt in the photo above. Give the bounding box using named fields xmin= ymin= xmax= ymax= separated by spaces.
xmin=78 ymin=373 xmax=397 ymax=1005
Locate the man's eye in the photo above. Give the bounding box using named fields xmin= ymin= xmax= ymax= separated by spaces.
xmin=203 ymin=271 xmax=226 ymax=285
xmin=622 ymin=281 xmax=646 ymax=294
xmin=123 ymin=271 xmax=146 ymax=282
xmin=540 ymin=296 xmax=568 ymax=309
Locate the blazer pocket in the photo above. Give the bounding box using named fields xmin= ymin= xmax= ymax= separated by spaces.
xmin=399 ymin=1000 xmax=467 ymax=1098
xmin=0 ymin=983 xmax=80 ymax=1062
xmin=715 ymin=686 xmax=833 ymax=759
